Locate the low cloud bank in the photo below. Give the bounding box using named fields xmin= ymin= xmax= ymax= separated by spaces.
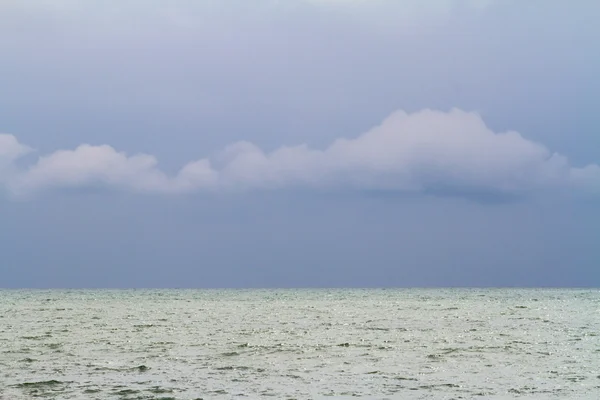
xmin=1 ymin=109 xmax=598 ymax=199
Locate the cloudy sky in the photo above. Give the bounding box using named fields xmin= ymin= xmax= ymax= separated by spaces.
xmin=1 ymin=0 xmax=599 ymax=288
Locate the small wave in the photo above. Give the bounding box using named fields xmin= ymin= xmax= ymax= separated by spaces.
xmin=114 ymin=388 xmax=140 ymax=395
xmin=148 ymin=386 xmax=175 ymax=394
xmin=215 ymin=365 xmax=256 ymax=372
xmin=395 ymin=376 xmax=418 ymax=381
xmin=20 ymin=335 xmax=50 ymax=340
xmin=15 ymin=380 xmax=66 ymax=388
xmin=419 ymin=383 xmax=461 ymax=389
xmin=89 ymin=364 xmax=150 ymax=372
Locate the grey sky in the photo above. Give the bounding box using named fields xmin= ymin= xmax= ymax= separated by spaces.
xmin=1 ymin=0 xmax=598 ymax=287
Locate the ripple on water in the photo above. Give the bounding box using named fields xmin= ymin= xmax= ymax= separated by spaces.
xmin=15 ymin=380 xmax=66 ymax=388
xmin=0 ymin=288 xmax=599 ymax=399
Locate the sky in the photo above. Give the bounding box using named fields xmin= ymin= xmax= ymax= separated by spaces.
xmin=1 ymin=0 xmax=599 ymax=288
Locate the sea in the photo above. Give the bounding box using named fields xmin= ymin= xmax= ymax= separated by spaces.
xmin=0 ymin=289 xmax=598 ymax=399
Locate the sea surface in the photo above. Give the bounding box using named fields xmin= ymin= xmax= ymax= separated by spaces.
xmin=0 ymin=289 xmax=598 ymax=399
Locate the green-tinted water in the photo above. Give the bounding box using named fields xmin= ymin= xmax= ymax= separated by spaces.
xmin=1 ymin=289 xmax=598 ymax=399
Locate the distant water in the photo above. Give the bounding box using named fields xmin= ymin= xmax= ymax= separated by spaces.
xmin=1 ymin=289 xmax=599 ymax=399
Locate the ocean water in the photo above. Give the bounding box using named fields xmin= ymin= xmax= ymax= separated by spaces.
xmin=0 ymin=289 xmax=598 ymax=399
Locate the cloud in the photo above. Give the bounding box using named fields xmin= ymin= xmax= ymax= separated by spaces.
xmin=11 ymin=145 xmax=172 ymax=194
xmin=0 ymin=134 xmax=31 ymax=162
xmin=0 ymin=134 xmax=32 ymax=186
xmin=1 ymin=109 xmax=598 ymax=199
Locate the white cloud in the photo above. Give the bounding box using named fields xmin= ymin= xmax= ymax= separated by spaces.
xmin=0 ymin=134 xmax=32 ymax=185
xmin=0 ymin=134 xmax=31 ymax=162
xmin=1 ymin=109 xmax=598 ymax=199
xmin=10 ymin=144 xmax=172 ymax=195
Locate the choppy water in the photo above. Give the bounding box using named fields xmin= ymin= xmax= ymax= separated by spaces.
xmin=0 ymin=289 xmax=598 ymax=399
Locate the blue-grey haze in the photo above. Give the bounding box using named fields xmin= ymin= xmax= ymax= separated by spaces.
xmin=0 ymin=0 xmax=599 ymax=287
